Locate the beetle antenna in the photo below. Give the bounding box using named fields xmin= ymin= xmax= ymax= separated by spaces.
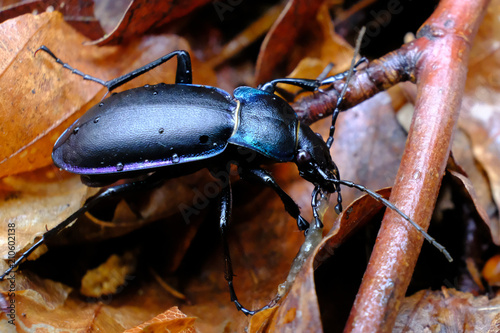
xmin=325 ymin=26 xmax=366 ymax=148
xmin=329 ymin=177 xmax=453 ymax=262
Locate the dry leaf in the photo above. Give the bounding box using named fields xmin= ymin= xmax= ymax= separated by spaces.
xmin=0 ymin=167 xmax=95 ymax=259
xmin=123 ymin=306 xmax=196 ymax=333
xmin=394 ymin=288 xmax=500 ymax=332
xmin=255 ymin=0 xmax=327 ymax=82
xmin=0 ymin=0 xmax=103 ymax=39
xmin=90 ymin=0 xmax=213 ymax=45
xmin=1 ymin=2 xmax=499 ymax=332
xmin=0 ymin=12 xmax=208 ymax=178
xmin=459 ymin=0 xmax=500 ymax=244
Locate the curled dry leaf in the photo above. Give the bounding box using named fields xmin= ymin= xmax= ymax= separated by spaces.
xmin=0 ymin=12 xmax=176 ymax=177
xmin=458 ymin=0 xmax=500 ymax=244
xmin=314 ymin=188 xmax=392 ymax=268
xmin=123 ymin=306 xmax=196 ymax=333
xmin=89 ymin=0 xmax=213 ymax=46
xmin=251 ymin=189 xmax=391 ymax=332
xmin=0 ymin=274 xmax=99 ymax=332
xmin=0 ymin=167 xmax=95 ymax=259
xmin=255 ymin=0 xmax=326 ymax=82
xmin=50 ymin=171 xmax=217 ymax=262
xmin=0 ymin=273 xmax=188 ymax=331
xmin=0 ymin=10 xmax=217 ymax=263
xmin=394 ymin=288 xmax=500 ymax=332
xmin=0 ymin=0 xmax=104 ymax=39
xmin=447 ymin=156 xmax=491 ymax=230
xmin=4 ymin=3 xmax=500 ymax=332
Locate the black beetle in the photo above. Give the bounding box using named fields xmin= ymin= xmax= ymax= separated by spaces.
xmin=0 ymin=47 xmax=451 ymax=315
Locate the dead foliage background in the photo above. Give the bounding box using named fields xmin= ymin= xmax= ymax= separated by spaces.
xmin=0 ymin=0 xmax=499 ymax=332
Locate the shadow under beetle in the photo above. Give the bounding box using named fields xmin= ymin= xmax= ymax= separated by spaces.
xmin=0 ymin=47 xmax=451 ymax=315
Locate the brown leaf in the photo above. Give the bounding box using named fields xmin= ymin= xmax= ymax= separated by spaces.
xmin=6 ymin=3 xmax=496 ymax=331
xmin=0 ymin=275 xmax=99 ymax=332
xmin=255 ymin=0 xmax=326 ymax=82
xmin=394 ymin=288 xmax=500 ymax=332
xmin=123 ymin=306 xmax=196 ymax=333
xmin=252 ymin=189 xmax=392 ymax=331
xmin=89 ymin=0 xmax=213 ymax=46
xmin=0 ymin=0 xmax=104 ymax=39
xmin=0 ymin=11 xmax=216 ymax=268
xmin=459 ymin=0 xmax=500 ymax=244
xmin=0 ymin=272 xmax=190 ymax=332
xmin=447 ymin=156 xmax=492 ymax=237
xmin=0 ymin=11 xmax=211 ymax=179
xmin=315 ymin=188 xmax=391 ymax=268
xmin=178 ymin=169 xmax=310 ymax=331
xmin=0 ymin=167 xmax=96 ymax=259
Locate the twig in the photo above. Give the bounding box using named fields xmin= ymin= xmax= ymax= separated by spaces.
xmin=293 ymin=1 xmax=489 ymax=331
xmin=344 ymin=1 xmax=489 ymax=332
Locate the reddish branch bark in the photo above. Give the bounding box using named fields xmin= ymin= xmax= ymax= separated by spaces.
xmin=295 ymin=0 xmax=489 ymax=332
xmin=294 ymin=44 xmax=420 ymax=125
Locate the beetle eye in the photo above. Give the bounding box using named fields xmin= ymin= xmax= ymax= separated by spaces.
xmin=296 ymin=150 xmax=311 ymax=164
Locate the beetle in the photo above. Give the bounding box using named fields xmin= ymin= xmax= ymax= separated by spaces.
xmin=0 ymin=47 xmax=451 ymax=315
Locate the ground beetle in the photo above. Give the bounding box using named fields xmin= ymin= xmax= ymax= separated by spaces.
xmin=0 ymin=47 xmax=451 ymax=315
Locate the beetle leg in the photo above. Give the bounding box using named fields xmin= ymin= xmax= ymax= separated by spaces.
xmin=217 ymin=181 xmax=267 ymax=315
xmin=330 ymin=163 xmax=343 ymax=214
xmin=105 ymin=50 xmax=192 ymax=90
xmin=35 ymin=46 xmax=192 ymax=91
xmin=311 ymin=186 xmax=323 ymax=228
xmin=258 ymin=78 xmax=321 ymax=94
xmin=0 ymin=174 xmax=165 ymax=281
xmin=239 ymin=167 xmax=310 ymax=231
xmin=319 ymin=57 xmax=367 ymax=86
xmin=35 ymin=46 xmax=108 ymax=87
xmin=258 ymin=58 xmax=368 ymax=95
xmin=322 ymin=58 xmax=368 ymax=148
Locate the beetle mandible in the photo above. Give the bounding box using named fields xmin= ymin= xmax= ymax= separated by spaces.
xmin=0 ymin=46 xmax=451 ymax=315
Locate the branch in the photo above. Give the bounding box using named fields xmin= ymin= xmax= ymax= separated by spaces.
xmin=295 ymin=0 xmax=490 ymax=331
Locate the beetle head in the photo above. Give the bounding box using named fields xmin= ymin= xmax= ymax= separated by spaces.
xmin=295 ymin=123 xmax=340 ymax=195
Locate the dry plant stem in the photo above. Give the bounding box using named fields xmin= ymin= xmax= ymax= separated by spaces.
xmin=293 ymin=44 xmax=420 ymax=125
xmin=344 ymin=1 xmax=489 ymax=332
xmin=293 ymin=0 xmax=489 ymax=331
